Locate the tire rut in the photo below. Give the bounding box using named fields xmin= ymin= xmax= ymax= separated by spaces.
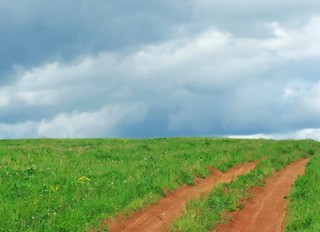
xmin=216 ymin=158 xmax=310 ymax=232
xmin=106 ymin=162 xmax=258 ymax=232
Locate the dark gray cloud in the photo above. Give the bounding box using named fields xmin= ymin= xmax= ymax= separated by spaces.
xmin=2 ymin=0 xmax=319 ymax=77
xmin=0 ymin=0 xmax=190 ymax=78
xmin=0 ymin=1 xmax=320 ymax=139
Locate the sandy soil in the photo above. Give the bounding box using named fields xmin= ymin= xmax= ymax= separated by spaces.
xmin=216 ymin=158 xmax=310 ymax=232
xmin=107 ymin=162 xmax=258 ymax=232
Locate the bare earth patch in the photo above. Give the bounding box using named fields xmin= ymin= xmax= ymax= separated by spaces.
xmin=216 ymin=158 xmax=310 ymax=232
xmin=106 ymin=162 xmax=257 ymax=232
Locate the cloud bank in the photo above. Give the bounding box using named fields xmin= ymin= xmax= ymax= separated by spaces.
xmin=1 ymin=1 xmax=320 ymax=139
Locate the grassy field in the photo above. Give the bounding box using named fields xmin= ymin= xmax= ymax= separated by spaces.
xmin=0 ymin=138 xmax=319 ymax=231
xmin=171 ymin=142 xmax=317 ymax=231
xmin=286 ymin=154 xmax=320 ymax=231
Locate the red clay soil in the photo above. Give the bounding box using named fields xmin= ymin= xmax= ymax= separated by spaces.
xmin=216 ymin=158 xmax=310 ymax=232
xmin=107 ymin=162 xmax=257 ymax=232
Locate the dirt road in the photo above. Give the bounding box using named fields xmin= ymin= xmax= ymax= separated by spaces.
xmin=216 ymin=158 xmax=310 ymax=232
xmin=107 ymin=162 xmax=257 ymax=232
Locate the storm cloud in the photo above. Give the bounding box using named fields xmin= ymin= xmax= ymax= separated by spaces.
xmin=1 ymin=1 xmax=320 ymax=139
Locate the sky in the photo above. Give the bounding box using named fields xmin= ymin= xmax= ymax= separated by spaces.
xmin=1 ymin=1 xmax=320 ymax=140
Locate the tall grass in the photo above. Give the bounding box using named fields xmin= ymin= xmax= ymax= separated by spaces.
xmin=286 ymin=153 xmax=320 ymax=231
xmin=0 ymin=138 xmax=318 ymax=231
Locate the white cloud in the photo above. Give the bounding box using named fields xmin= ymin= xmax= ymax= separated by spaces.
xmin=227 ymin=128 xmax=320 ymax=141
xmin=0 ymin=88 xmax=10 ymax=107
xmin=284 ymin=87 xmax=298 ymax=99
xmin=282 ymin=81 xmax=320 ymax=115
xmin=0 ymin=103 xmax=146 ymax=138
xmin=294 ymin=128 xmax=320 ymax=141
xmin=252 ymin=17 xmax=320 ymax=60
xmin=37 ymin=103 xmax=146 ymax=138
xmin=227 ymin=134 xmax=275 ymax=140
xmin=299 ymin=81 xmax=320 ymax=114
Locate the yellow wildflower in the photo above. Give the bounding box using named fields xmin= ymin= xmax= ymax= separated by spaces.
xmin=50 ymin=185 xmax=59 ymax=192
xmin=76 ymin=176 xmax=90 ymax=184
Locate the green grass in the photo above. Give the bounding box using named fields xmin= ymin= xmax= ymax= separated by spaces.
xmin=0 ymin=138 xmax=319 ymax=231
xmin=171 ymin=140 xmax=319 ymax=232
xmin=285 ymin=154 xmax=320 ymax=231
